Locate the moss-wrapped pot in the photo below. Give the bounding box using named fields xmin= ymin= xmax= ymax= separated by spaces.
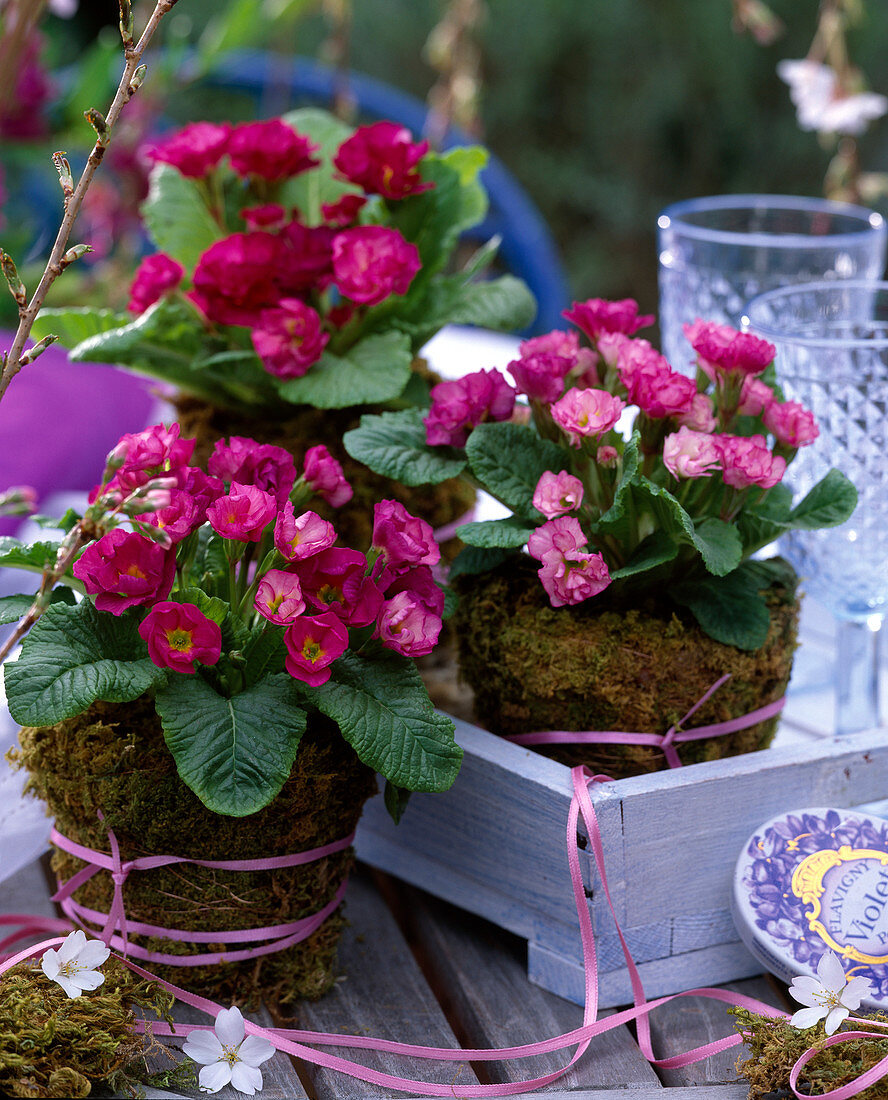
xmin=174 ymin=388 xmax=475 ymax=555
xmin=454 ymin=555 xmax=799 ymax=781
xmin=11 ymin=695 xmax=377 ymax=1006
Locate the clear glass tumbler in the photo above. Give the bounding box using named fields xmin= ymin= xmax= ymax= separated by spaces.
xmin=658 ymin=195 xmax=887 ymax=376
xmin=744 ymin=280 xmax=888 ymax=734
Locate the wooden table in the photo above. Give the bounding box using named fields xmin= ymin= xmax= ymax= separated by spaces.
xmin=1 ymin=854 xmax=791 ymax=1100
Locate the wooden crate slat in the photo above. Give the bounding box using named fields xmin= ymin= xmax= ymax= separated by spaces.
xmin=296 ymin=869 xmax=479 ymax=1100
xmin=394 ymin=881 xmax=661 ymax=1091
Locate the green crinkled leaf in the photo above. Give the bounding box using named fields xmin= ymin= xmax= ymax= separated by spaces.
xmin=242 ymin=624 xmax=287 ymax=687
xmin=67 ymin=298 xmax=206 ymax=378
xmin=343 ymin=409 xmax=466 ymax=485
xmin=448 ymin=545 xmax=516 ymax=580
xmin=155 ymin=673 xmax=307 ymax=816
xmin=4 ymin=601 xmax=167 ymax=726
xmin=671 ymin=564 xmax=771 ymax=650
xmin=276 ymin=331 xmax=413 ymax=408
xmin=444 ymin=274 xmax=536 ymax=331
xmin=456 ymin=517 xmax=534 ymax=549
xmin=466 ymin=422 xmax=565 ymax=521
xmin=691 ymin=516 xmax=743 ymax=577
xmin=30 ymin=307 xmax=127 ymax=350
xmin=0 ymin=587 xmax=75 ymax=626
xmin=384 ymin=780 xmax=412 ymax=825
xmin=170 ymin=588 xmax=228 ymax=625
xmin=141 ymin=163 xmax=224 ymax=268
xmin=0 ymin=536 xmax=61 ymax=575
xmin=442 ymin=586 xmax=459 ymax=619
xmin=609 ymin=531 xmax=679 ymax=580
xmin=31 ymin=508 xmax=82 ymax=534
xmin=788 ymin=468 xmax=858 ymax=529
xmin=297 ymin=651 xmax=462 ymax=791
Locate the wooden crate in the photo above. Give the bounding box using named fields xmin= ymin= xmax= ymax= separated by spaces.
xmin=355 ymin=602 xmax=888 ymax=1009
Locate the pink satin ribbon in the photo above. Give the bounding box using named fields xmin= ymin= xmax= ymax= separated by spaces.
xmin=47 ymin=818 xmax=356 ymax=965
xmin=505 ymin=673 xmax=786 ymax=768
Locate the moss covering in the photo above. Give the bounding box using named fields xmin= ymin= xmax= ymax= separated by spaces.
xmin=454 ymin=555 xmax=799 ymax=780
xmin=733 ymin=1008 xmax=888 ymax=1099
xmin=10 ymin=698 xmax=377 ymax=1006
xmin=0 ymin=957 xmax=174 ymax=1098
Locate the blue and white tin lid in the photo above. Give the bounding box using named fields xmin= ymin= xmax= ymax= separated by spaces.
xmin=733 ymin=807 xmax=888 ymax=1011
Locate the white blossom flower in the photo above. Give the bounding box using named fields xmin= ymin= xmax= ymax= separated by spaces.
xmin=777 ymin=59 xmax=888 ymax=136
xmin=789 ymin=950 xmax=872 ymax=1035
xmin=183 ymin=1006 xmax=275 ymax=1095
xmin=40 ymin=930 xmax=110 ymax=998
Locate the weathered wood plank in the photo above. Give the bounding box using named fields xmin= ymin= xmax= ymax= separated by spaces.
xmin=396 ymin=1090 xmax=746 ymax=1100
xmin=394 ymin=881 xmax=661 ymax=1092
xmin=647 ymin=975 xmax=787 ymax=1088
xmin=296 ymin=869 xmax=479 ymax=1099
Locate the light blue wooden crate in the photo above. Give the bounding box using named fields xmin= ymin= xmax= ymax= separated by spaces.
xmin=356 ymin=669 xmax=888 ymax=1008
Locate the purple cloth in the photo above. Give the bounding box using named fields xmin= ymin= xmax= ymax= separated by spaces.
xmin=0 ymin=331 xmax=155 ymax=534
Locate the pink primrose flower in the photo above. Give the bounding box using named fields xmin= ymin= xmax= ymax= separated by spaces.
xmin=550 ymin=387 xmax=625 ymax=446
xmin=596 ymin=445 xmax=619 ymax=467
xmin=372 ymin=499 xmax=440 ymax=576
xmin=146 ymin=121 xmax=231 ymax=178
xmin=332 ymin=226 xmax=421 ymax=306
xmin=684 ymin=319 xmax=775 ymax=378
xmin=383 ymin=564 xmax=445 ymax=616
xmin=763 ymin=400 xmax=819 ymax=448
xmin=254 ymin=569 xmax=306 ymax=625
xmin=102 ymin=423 xmax=195 ymax=496
xmin=538 ymin=549 xmax=611 ymax=608
xmin=208 ymin=437 xmax=296 ymax=506
xmin=240 ymin=203 xmax=288 ymax=230
xmin=424 ymin=368 xmax=516 ymax=447
xmin=284 ymin=611 xmax=349 ymax=686
xmin=303 ymin=445 xmax=353 ymax=508
xmin=676 ymin=392 xmax=717 ymax=433
xmin=189 ymin=232 xmax=284 ymax=327
xmin=277 ymin=221 xmax=336 ymax=294
xmin=181 ymin=467 xmax=224 ymax=524
xmin=294 ymin=547 xmax=383 ymax=627
xmin=507 ymin=351 xmax=574 ymax=403
xmin=597 ymin=332 xmax=632 ymax=370
xmin=617 ymin=341 xmax=696 ymax=419
xmin=138 ymin=601 xmax=222 ymax=674
xmin=252 ymin=299 xmax=330 ymax=379
xmin=206 ymin=482 xmax=277 ymax=542
xmin=717 ymin=434 xmax=787 ymax=490
xmin=519 ymin=330 xmax=580 ymax=361
xmin=532 ymin=470 xmax=584 ymax=519
xmin=738 ymin=376 xmax=776 ymax=418
xmin=527 ymin=515 xmax=587 ymax=562
xmin=127 ymin=253 xmax=184 ymax=314
xmin=227 ymin=119 xmax=320 ymax=181
xmin=375 ymin=591 xmax=442 ymax=657
xmin=73 ymin=528 xmax=175 ymax=615
xmin=321 ymin=193 xmax=367 ymax=226
xmin=274 ymin=505 xmax=337 ymax=562
xmin=333 ymin=121 xmax=432 ymax=199
xmin=564 ymin=297 xmax=654 ymax=340
xmin=136 ymin=488 xmax=202 ymax=543
xmin=663 ymin=427 xmax=722 ymax=480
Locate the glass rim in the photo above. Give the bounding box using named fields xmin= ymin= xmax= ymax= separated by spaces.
xmin=657 ymin=193 xmax=886 ymax=249
xmin=743 ymin=279 xmax=888 ymax=349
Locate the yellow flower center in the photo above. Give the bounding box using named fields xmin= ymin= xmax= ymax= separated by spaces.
xmin=166 ymin=628 xmax=193 ymax=653
xmin=125 ymin=564 xmax=146 ymax=579
xmin=59 ymin=960 xmax=85 ymax=978
xmin=301 ymin=638 xmax=323 ymax=664
xmin=221 ymin=1043 xmax=240 ymax=1066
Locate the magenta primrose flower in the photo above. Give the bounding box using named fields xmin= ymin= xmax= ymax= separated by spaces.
xmin=508 ymin=351 xmax=575 ymax=404
xmin=240 ymin=203 xmax=288 ymax=230
xmin=283 ymin=611 xmax=349 ymax=686
xmin=146 ymin=121 xmax=231 ymax=178
xmin=424 ymin=369 xmax=517 ymax=447
xmin=138 ymin=601 xmax=222 ymax=673
xmin=274 ymin=505 xmax=337 ymax=562
xmin=533 ymin=471 xmax=585 ymax=519
xmin=208 ymin=437 xmax=296 ymax=507
xmin=321 ymin=193 xmax=367 ymax=227
xmin=564 ymin=297 xmax=654 ymax=340
xmin=376 ymin=591 xmax=441 ymax=657
xmin=73 ymin=528 xmax=175 ymax=615
xmin=102 ymin=422 xmax=195 ymax=496
xmin=303 ymin=445 xmax=352 ymax=508
xmin=206 ymin=482 xmax=277 ymax=542
xmin=254 ymin=569 xmax=306 ymax=626
xmin=227 ymin=118 xmax=320 ymax=181
xmin=252 ymin=298 xmax=330 ymax=379
xmin=717 ymin=434 xmax=787 ymax=490
xmin=332 ymin=226 xmax=421 ymax=306
xmin=277 ymin=221 xmax=336 ymax=293
xmin=684 ymin=319 xmax=775 ymax=378
xmin=333 ymin=120 xmax=433 ymax=199
xmin=136 ymin=488 xmax=202 ymax=543
xmin=763 ymin=400 xmax=820 ymax=448
xmin=372 ymin=499 xmax=440 ymax=576
xmin=295 ymin=547 xmax=383 ymax=627
xmin=189 ymin=232 xmax=284 ymax=327
xmin=384 ymin=565 xmax=445 ymax=616
xmin=127 ymin=253 xmax=184 ymax=315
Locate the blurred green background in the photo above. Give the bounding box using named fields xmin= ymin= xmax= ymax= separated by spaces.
xmin=19 ymin=0 xmax=888 ymax=318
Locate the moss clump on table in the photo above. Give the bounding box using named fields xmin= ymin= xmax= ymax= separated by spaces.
xmin=0 ymin=957 xmax=174 ymax=1099
xmin=733 ymin=1008 xmax=888 ymax=1099
xmin=11 ymin=697 xmax=377 ymax=1006
xmin=454 ymin=554 xmax=799 ymax=780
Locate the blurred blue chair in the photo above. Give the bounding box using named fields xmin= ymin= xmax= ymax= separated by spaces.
xmin=199 ymin=52 xmax=571 ymax=336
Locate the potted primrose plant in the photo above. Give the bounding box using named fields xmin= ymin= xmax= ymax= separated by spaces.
xmin=30 ymin=109 xmax=536 ymax=550
xmin=343 ymin=299 xmax=857 ymax=779
xmin=2 ymin=423 xmax=461 ymax=1003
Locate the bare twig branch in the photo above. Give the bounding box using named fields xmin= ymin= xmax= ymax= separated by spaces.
xmin=0 ymin=0 xmax=178 ymax=403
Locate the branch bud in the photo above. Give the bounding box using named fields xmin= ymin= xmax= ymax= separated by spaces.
xmin=19 ymin=335 xmax=58 ymax=366
xmin=84 ymin=108 xmax=110 ymax=146
xmin=129 ymin=64 xmax=147 ymax=93
xmin=0 ymin=251 xmax=27 ymax=308
xmin=60 ymin=243 xmax=94 ymax=270
xmin=52 ymin=151 xmax=74 ymax=201
xmin=119 ymin=0 xmax=135 ymax=48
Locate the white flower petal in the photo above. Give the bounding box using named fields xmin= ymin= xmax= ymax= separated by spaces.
xmin=57 ymin=930 xmax=87 ymax=964
xmin=40 ymin=949 xmax=61 ymax=980
xmin=841 ymin=975 xmax=873 ymax=1008
xmin=183 ymin=1030 xmax=226 ymax=1065
xmin=199 ymin=1061 xmax=233 ymax=1094
xmin=791 ymin=1006 xmax=826 ymax=1030
xmin=817 ymin=951 xmax=846 ymax=991
xmin=215 ymin=1005 xmax=246 ymax=1047
xmin=789 ymin=975 xmax=823 ymax=1005
xmin=54 ymin=973 xmax=86 ymax=998
xmin=76 ymin=939 xmax=111 ymax=969
xmin=825 ymin=1005 xmax=850 ymax=1036
xmin=230 ymin=1061 xmax=263 ymax=1096
xmin=71 ymin=969 xmax=105 ymax=992
xmin=238 ymin=1034 xmax=276 ymax=1068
